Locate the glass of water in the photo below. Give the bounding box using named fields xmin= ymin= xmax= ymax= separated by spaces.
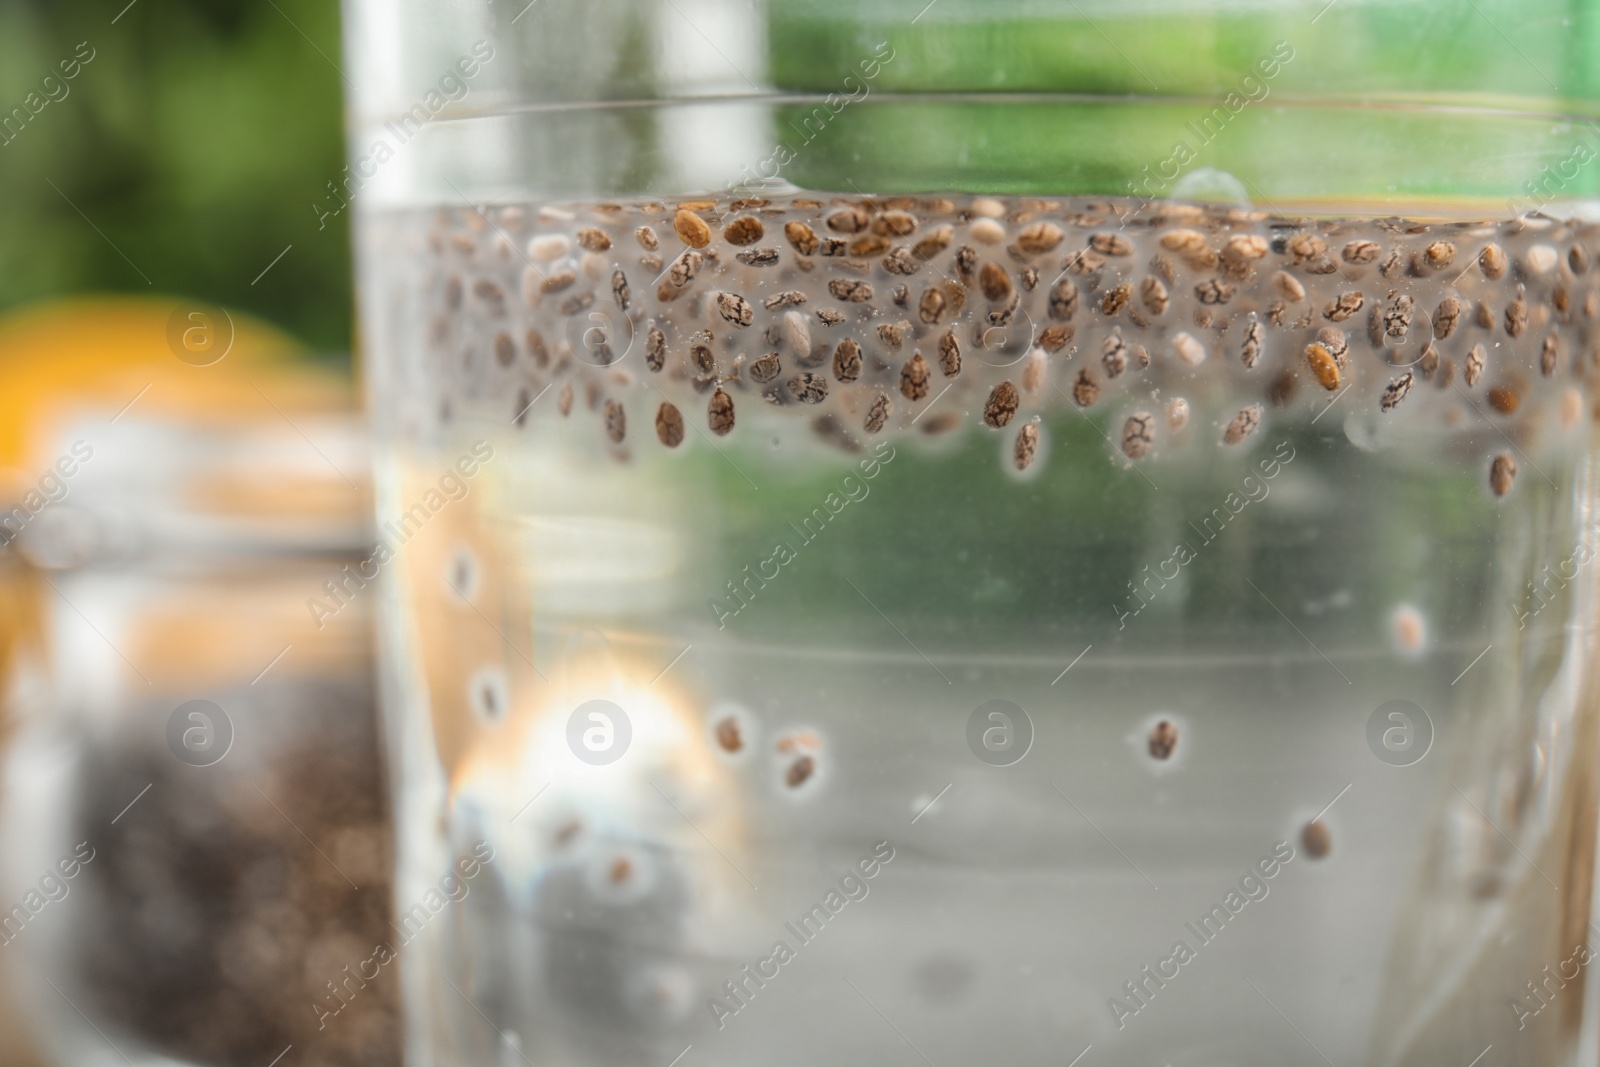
xmin=346 ymin=2 xmax=1600 ymax=1063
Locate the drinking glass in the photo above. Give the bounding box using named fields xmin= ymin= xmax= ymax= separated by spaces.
xmin=345 ymin=2 xmax=1600 ymax=1063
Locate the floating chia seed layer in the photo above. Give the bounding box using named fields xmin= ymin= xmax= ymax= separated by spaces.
xmin=409 ymin=193 xmax=1600 ymax=497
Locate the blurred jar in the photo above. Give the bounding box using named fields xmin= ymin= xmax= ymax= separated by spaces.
xmin=0 ymin=299 xmax=395 ymax=1067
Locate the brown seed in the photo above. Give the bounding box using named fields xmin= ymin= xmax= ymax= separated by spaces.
xmin=1020 ymin=266 xmax=1039 ymax=291
xmin=655 ymin=402 xmax=685 ymax=447
xmin=1381 ymin=373 xmax=1414 ymax=412
xmin=1160 ymin=228 xmax=1210 ymax=260
xmin=1102 ymin=332 xmax=1128 ymax=378
xmin=1504 ymin=297 xmax=1527 ymax=337
xmin=873 ymin=210 xmax=918 ymax=237
xmin=864 ymin=393 xmax=892 ymax=434
xmin=708 ymin=388 xmax=735 ymax=435
xmin=1384 ymin=294 xmax=1415 ymax=338
xmin=912 ymin=224 xmax=953 ymax=260
xmin=826 ymin=206 xmax=870 ymax=234
xmin=1195 ymin=279 xmax=1235 ymax=305
xmin=1049 ymin=277 xmax=1079 ymax=321
xmin=1141 ymin=276 xmax=1169 ymax=315
xmin=749 ymin=353 xmax=781 ymax=383
xmin=1121 ymin=412 xmax=1155 ymax=459
xmin=1423 ymin=240 xmax=1455 ymax=270
xmin=1315 ymin=327 xmax=1348 ymax=369
xmin=1222 ymin=404 xmax=1263 ymax=445
xmin=668 ymin=250 xmax=703 ymax=287
xmin=493 ymin=331 xmax=517 ymax=367
xmin=1241 ymin=317 xmax=1264 ymax=369
xmin=1097 ymin=283 xmax=1130 ymax=316
xmin=539 ymin=270 xmax=577 ymax=294
xmin=1570 ymin=243 xmax=1592 ymax=274
xmin=1433 ymin=297 xmax=1461 ymax=340
xmin=1306 ymin=344 xmax=1341 ymax=390
xmin=1090 ymin=232 xmax=1134 ymax=256
xmin=955 ymin=245 xmax=978 ymax=281
xmin=558 ymin=291 xmax=596 ymax=317
xmin=1490 ymin=452 xmax=1517 ymax=497
xmin=877 ymin=319 xmax=910 ymax=349
xmin=1013 ymin=423 xmax=1040 ymax=471
xmin=832 ymin=338 xmax=863 ymax=382
xmin=1147 ymin=720 xmax=1178 ymax=760
xmin=1342 ymin=240 xmax=1381 ymax=264
xmin=714 ymin=716 xmax=742 ymax=752
xmin=1038 ymin=324 xmax=1075 ymax=352
xmin=575 ymin=226 xmax=611 ymax=252
xmin=1487 ymin=385 xmax=1520 ymax=415
xmin=784 ymin=221 xmax=820 ymax=255
xmin=817 ymin=308 xmax=845 ymax=325
xmin=785 ymin=755 xmax=815 ymax=788
xmin=979 ymin=261 xmax=1013 ymax=301
xmin=1173 ymin=332 xmax=1207 ymax=367
xmin=717 ymin=292 xmax=755 ymax=326
xmin=1301 ymin=820 xmax=1332 ymax=860
xmin=1271 ymin=270 xmax=1306 ymax=304
xmin=938 ymin=331 xmax=961 ymax=376
xmin=1268 ymin=369 xmax=1297 ymax=407
xmin=603 ymin=399 xmax=626 ymax=444
xmin=900 ymin=353 xmax=931 ymax=400
xmin=1064 ymin=247 xmax=1108 ymax=274
xmin=1015 ymin=221 xmax=1065 ymax=254
xmin=558 ymin=382 xmax=573 ymax=416
xmin=918 ymin=286 xmax=948 ymax=324
xmin=1479 ymin=243 xmax=1507 ymax=279
xmin=882 ymin=247 xmax=919 ymax=275
xmin=723 ymin=215 xmax=765 ymax=245
xmin=1286 ymin=233 xmax=1328 ymax=263
xmin=1167 ymin=397 xmax=1190 ymax=430
xmin=1223 ymin=234 xmax=1269 ymax=263
xmin=1475 ymin=301 xmax=1495 ymax=330
xmin=1022 ymin=349 xmax=1047 ymax=393
xmin=1436 ymin=355 xmax=1456 ymax=388
xmin=764 ymin=289 xmax=807 ymax=310
xmin=849 ymin=233 xmax=890 ymax=257
xmin=1465 ymin=343 xmax=1485 ymax=387
xmin=611 ymin=270 xmax=631 ymax=311
xmin=988 ymin=291 xmax=1021 ymax=328
xmin=1542 ymin=334 xmax=1559 ymax=376
xmin=691 ymin=342 xmax=716 ymax=375
xmin=674 ymin=209 xmax=712 ymax=248
xmin=1071 ymin=367 xmax=1099 ymax=407
xmin=789 ymin=373 xmax=828 ymax=404
xmin=1324 ymin=291 xmax=1364 ymax=321
xmin=1418 ymin=340 xmax=1439 ymax=379
xmin=983 ymin=381 xmax=1020 ymax=428
xmin=829 ymin=278 xmax=874 ymax=303
xmin=635 ymin=225 xmax=659 ymax=251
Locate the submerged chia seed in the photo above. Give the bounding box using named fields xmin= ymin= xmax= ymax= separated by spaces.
xmin=414 ymin=193 xmax=1600 ymax=494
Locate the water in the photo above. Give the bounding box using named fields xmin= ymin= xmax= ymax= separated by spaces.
xmin=359 ymin=192 xmax=1600 ymax=1066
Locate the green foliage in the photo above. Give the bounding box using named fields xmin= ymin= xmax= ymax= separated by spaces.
xmin=0 ymin=0 xmax=350 ymax=353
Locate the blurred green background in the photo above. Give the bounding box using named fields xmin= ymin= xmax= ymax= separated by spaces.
xmin=0 ymin=0 xmax=349 ymax=354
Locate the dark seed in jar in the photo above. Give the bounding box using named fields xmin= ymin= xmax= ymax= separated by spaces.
xmin=1301 ymin=819 xmax=1332 ymax=859
xmin=1384 ymin=294 xmax=1414 ymax=338
xmin=786 ymin=755 xmax=816 ymax=788
xmin=539 ymin=270 xmax=576 ymax=294
xmin=833 ymin=338 xmax=863 ymax=382
xmin=1487 ymin=385 xmax=1519 ymax=415
xmin=1433 ymin=297 xmax=1461 ymax=339
xmin=1195 ymin=279 xmax=1234 ymax=305
xmin=1121 ymin=412 xmax=1154 ymax=459
xmin=1015 ymin=221 xmax=1064 ymax=254
xmin=979 ymin=261 xmax=1013 ymax=301
xmin=1100 ymin=282 xmax=1132 ymax=315
xmin=784 ymin=221 xmax=820 ymax=255
xmin=1222 ymin=404 xmax=1262 ymax=444
xmin=1148 ymin=719 xmax=1178 ymax=760
xmin=764 ymin=290 xmax=807 ymax=310
xmin=674 ymin=209 xmax=712 ymax=248
xmin=1423 ymin=240 xmax=1455 ymax=270
xmin=603 ymin=399 xmax=626 ymax=443
xmin=717 ymin=292 xmax=755 ymax=326
xmin=723 ymin=215 xmax=765 ymax=245
xmin=611 ymin=270 xmax=630 ymax=310
xmin=873 ymin=210 xmax=918 ymax=237
xmin=1038 ymin=324 xmax=1074 ymax=352
xmin=1141 ymin=276 xmax=1169 ymax=315
xmin=558 ymin=291 xmax=595 ymax=316
xmin=918 ymin=287 xmax=948 ymax=324
xmin=1324 ymin=291 xmax=1364 ymax=321
xmin=736 ymin=247 xmax=780 ymax=267
xmin=1090 ymin=232 xmax=1134 ymax=257
xmin=900 ymin=353 xmax=931 ymax=400
xmin=938 ymin=331 xmax=961 ymax=376
xmin=1490 ymin=452 xmax=1517 ymax=496
xmin=864 ymin=393 xmax=892 ymax=434
xmin=1380 ymin=372 xmax=1413 ymax=412
xmin=983 ymin=381 xmax=1020 ymax=428
xmin=714 ymin=716 xmax=742 ymax=752
xmin=955 ymin=245 xmax=978 ymax=281
xmin=1049 ymin=277 xmax=1079 ymax=320
xmin=849 ymin=233 xmax=890 ymax=257
xmin=1475 ymin=301 xmax=1495 ymax=329
xmin=826 ymin=205 xmax=870 ymax=233
xmin=1014 ymin=423 xmax=1039 ymax=470
xmin=829 ymin=278 xmax=874 ymax=303
xmin=656 ymin=402 xmax=684 ymax=447
xmin=708 ymin=388 xmax=735 ymax=435
xmin=1542 ymin=334 xmax=1559 ymax=376
xmin=817 ymin=308 xmax=845 ymax=325
xmin=988 ymin=291 xmax=1020 ymax=327
xmin=878 ymin=320 xmax=910 ymax=348
xmin=576 ymin=227 xmax=611 ymax=252
xmin=1479 ymin=243 xmax=1507 ymax=279
xmin=558 ymin=382 xmax=573 ymax=416
xmin=882 ymin=247 xmax=919 ymax=275
xmin=1102 ymin=332 xmax=1128 ymax=378
xmin=1241 ymin=317 xmax=1264 ymax=369
xmin=493 ymin=331 xmax=517 ymax=367
xmin=1071 ymin=367 xmax=1099 ymax=407
xmin=1504 ymin=297 xmax=1527 ymax=337
xmin=1465 ymin=343 xmax=1485 ymax=387
xmin=749 ymin=353 xmax=781 ymax=384
xmin=912 ymin=224 xmax=953 ymax=260
xmin=1342 ymin=240 xmax=1381 ymax=264
xmin=789 ymin=373 xmax=828 ymax=404
xmin=635 ymin=225 xmax=659 ymax=251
